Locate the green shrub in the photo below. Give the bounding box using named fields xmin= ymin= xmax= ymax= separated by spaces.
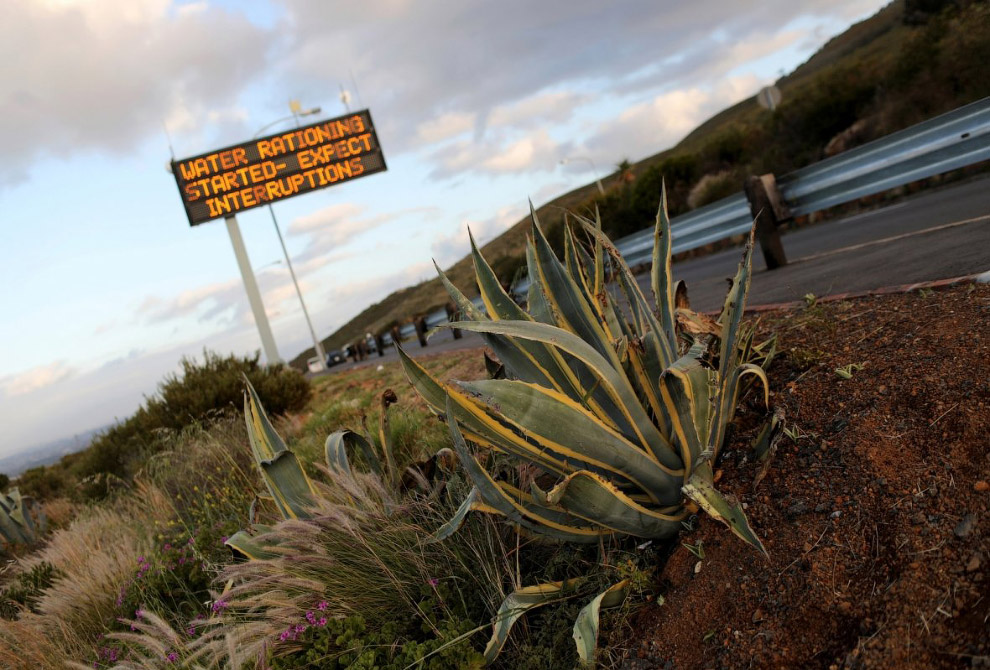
xmin=0 ymin=562 xmax=61 ymax=619
xmin=73 ymin=351 xmax=310 ymax=487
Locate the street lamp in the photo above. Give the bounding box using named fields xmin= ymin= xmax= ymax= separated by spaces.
xmin=560 ymin=156 xmax=605 ymax=196
xmin=254 ymin=105 xmax=328 ymax=372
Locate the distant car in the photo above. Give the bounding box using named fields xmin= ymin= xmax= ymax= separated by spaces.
xmin=326 ymin=350 xmax=346 ymax=367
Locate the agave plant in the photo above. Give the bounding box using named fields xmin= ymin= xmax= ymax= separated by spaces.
xmin=0 ymin=488 xmax=46 ymax=550
xmin=399 ymin=189 xmax=772 ymax=663
xmin=226 ymin=378 xmax=452 ymax=559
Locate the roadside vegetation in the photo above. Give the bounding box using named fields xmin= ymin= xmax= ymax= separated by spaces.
xmin=2 ymin=3 xmax=987 ymax=667
xmin=298 ymin=0 xmax=990 ymax=365
xmin=2 ymin=194 xmax=782 ymax=668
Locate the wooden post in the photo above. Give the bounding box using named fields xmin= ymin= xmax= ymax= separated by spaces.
xmin=414 ymin=316 xmax=428 ymax=348
xmin=743 ymin=174 xmax=789 ymax=270
xmin=375 ymin=333 xmax=386 ymax=356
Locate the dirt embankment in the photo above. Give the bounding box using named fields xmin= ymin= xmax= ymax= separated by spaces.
xmin=626 ymin=284 xmax=989 ymax=669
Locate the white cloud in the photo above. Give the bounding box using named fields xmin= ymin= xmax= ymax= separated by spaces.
xmin=488 ymin=91 xmax=588 ymax=130
xmin=0 ymin=0 xmax=271 ymax=185
xmin=582 ymin=75 xmax=761 ymax=164
xmin=289 ymin=203 xmax=364 ymax=236
xmin=431 ymin=204 xmax=526 ymax=267
xmin=429 ymin=129 xmax=567 ymax=179
xmin=414 ymin=111 xmax=476 ymax=145
xmin=0 ymin=361 xmax=77 ymax=397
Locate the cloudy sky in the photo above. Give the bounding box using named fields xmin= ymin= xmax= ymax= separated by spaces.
xmin=0 ymin=0 xmax=889 ymax=457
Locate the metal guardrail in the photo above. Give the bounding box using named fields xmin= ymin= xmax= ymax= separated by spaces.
xmin=778 ymin=96 xmax=990 ymax=216
xmin=379 ymin=97 xmax=990 ymax=349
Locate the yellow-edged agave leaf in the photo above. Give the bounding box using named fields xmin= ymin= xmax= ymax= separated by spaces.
xmin=708 ymin=228 xmax=757 ymax=458
xmin=224 ymin=524 xmax=280 ymax=561
xmin=573 ymin=579 xmax=630 ymax=667
xmin=683 ymin=463 xmax=767 ymax=555
xmin=0 ymin=489 xmax=36 ymax=545
xmin=458 ymin=378 xmax=683 ymax=503
xmin=441 ymin=320 xmax=679 ymax=469
xmin=658 ymin=346 xmax=715 ymax=476
xmin=403 ymin=344 xmax=643 ymax=485
xmin=576 ymin=213 xmax=677 ymax=368
xmin=650 ymin=182 xmax=679 ymax=358
xmin=444 ymin=395 xmax=606 ymax=543
xmin=545 ymin=471 xmax=686 ymax=537
xmin=529 ymin=211 xmax=621 ymax=369
xmin=324 ymin=428 xmax=381 ymax=477
xmin=244 ymin=379 xmax=316 ymax=520
xmin=484 ymin=578 xmax=587 ymax=663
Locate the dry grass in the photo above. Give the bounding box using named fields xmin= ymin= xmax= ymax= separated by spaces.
xmin=0 ymin=507 xmax=153 ymax=668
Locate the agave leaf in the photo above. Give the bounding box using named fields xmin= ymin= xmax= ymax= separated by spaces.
xmin=398 ymin=347 xmax=572 ymax=478
xmin=443 ymin=395 xmax=606 ymax=543
xmin=434 ymin=487 xmax=494 ymax=541
xmin=659 ymin=346 xmax=715 ymax=476
xmin=650 ymin=182 xmax=679 ymax=357
xmin=433 ymin=260 xmax=485 ymax=322
xmin=225 ymin=525 xmax=280 ymax=561
xmin=441 ymin=320 xmax=680 ymax=470
xmin=573 ymin=579 xmax=630 ymax=667
xmin=709 ymin=363 xmax=770 ymax=464
xmin=470 ymin=229 xmax=532 ymax=323
xmin=324 ymin=428 xmax=381 ymax=477
xmin=459 ymin=378 xmax=683 ymax=503
xmin=244 ymin=379 xmax=316 ymax=520
xmin=752 ymin=408 xmax=785 ymax=490
xmin=545 ymin=471 xmax=685 ymax=538
xmin=708 ymin=227 xmax=757 ymax=456
xmin=530 ymin=211 xmax=621 ymax=369
xmin=484 ymin=578 xmax=587 ymax=662
xmin=682 ymin=463 xmax=767 ymax=556
xmin=525 ymin=241 xmax=555 ymax=324
xmin=577 ymin=214 xmax=677 ymax=367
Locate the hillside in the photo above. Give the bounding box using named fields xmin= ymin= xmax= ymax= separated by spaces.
xmin=292 ymin=0 xmax=989 ymax=368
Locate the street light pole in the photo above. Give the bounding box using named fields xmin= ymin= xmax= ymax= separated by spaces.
xmin=560 ymin=156 xmax=606 ymax=196
xmin=254 ymin=106 xmax=328 ymax=371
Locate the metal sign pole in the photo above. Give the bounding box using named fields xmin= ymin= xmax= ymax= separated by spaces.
xmin=267 ymin=204 xmax=327 ymax=371
xmin=224 ymin=215 xmax=281 ymax=365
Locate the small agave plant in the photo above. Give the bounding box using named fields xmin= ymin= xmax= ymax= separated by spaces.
xmin=226 ymin=378 xmax=452 ymax=560
xmin=0 ymin=488 xmax=46 ymax=551
xmin=399 ymin=187 xmax=773 ymax=664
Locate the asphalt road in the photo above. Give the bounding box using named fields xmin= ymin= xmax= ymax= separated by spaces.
xmin=319 ymin=175 xmax=990 ymax=376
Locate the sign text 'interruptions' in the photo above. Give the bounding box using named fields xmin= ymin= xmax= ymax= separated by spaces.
xmin=171 ymin=110 xmax=386 ymax=226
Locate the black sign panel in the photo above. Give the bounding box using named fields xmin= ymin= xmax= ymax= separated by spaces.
xmin=170 ymin=109 xmax=386 ymax=226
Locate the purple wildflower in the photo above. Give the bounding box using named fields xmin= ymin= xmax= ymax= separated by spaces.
xmin=306 ymin=611 xmax=316 ymax=624
xmin=211 ymin=600 xmax=228 ymax=613
xmin=317 ymin=600 xmax=328 ymax=611
xmin=166 ymin=651 xmax=178 ymax=663
xmin=318 ymin=617 xmax=327 ymax=627
xmin=164 ymin=543 xmax=172 ymax=551
xmin=428 ymin=578 xmax=439 ymax=587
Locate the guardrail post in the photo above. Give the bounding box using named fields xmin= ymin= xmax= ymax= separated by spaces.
xmin=445 ymin=301 xmax=462 ymax=339
xmin=375 ymin=333 xmax=386 ymax=357
xmin=414 ymin=316 xmax=428 ymax=348
xmin=744 ymin=174 xmax=789 ymax=270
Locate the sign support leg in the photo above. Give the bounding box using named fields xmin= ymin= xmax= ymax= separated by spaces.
xmin=225 ymin=215 xmax=282 ymax=365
